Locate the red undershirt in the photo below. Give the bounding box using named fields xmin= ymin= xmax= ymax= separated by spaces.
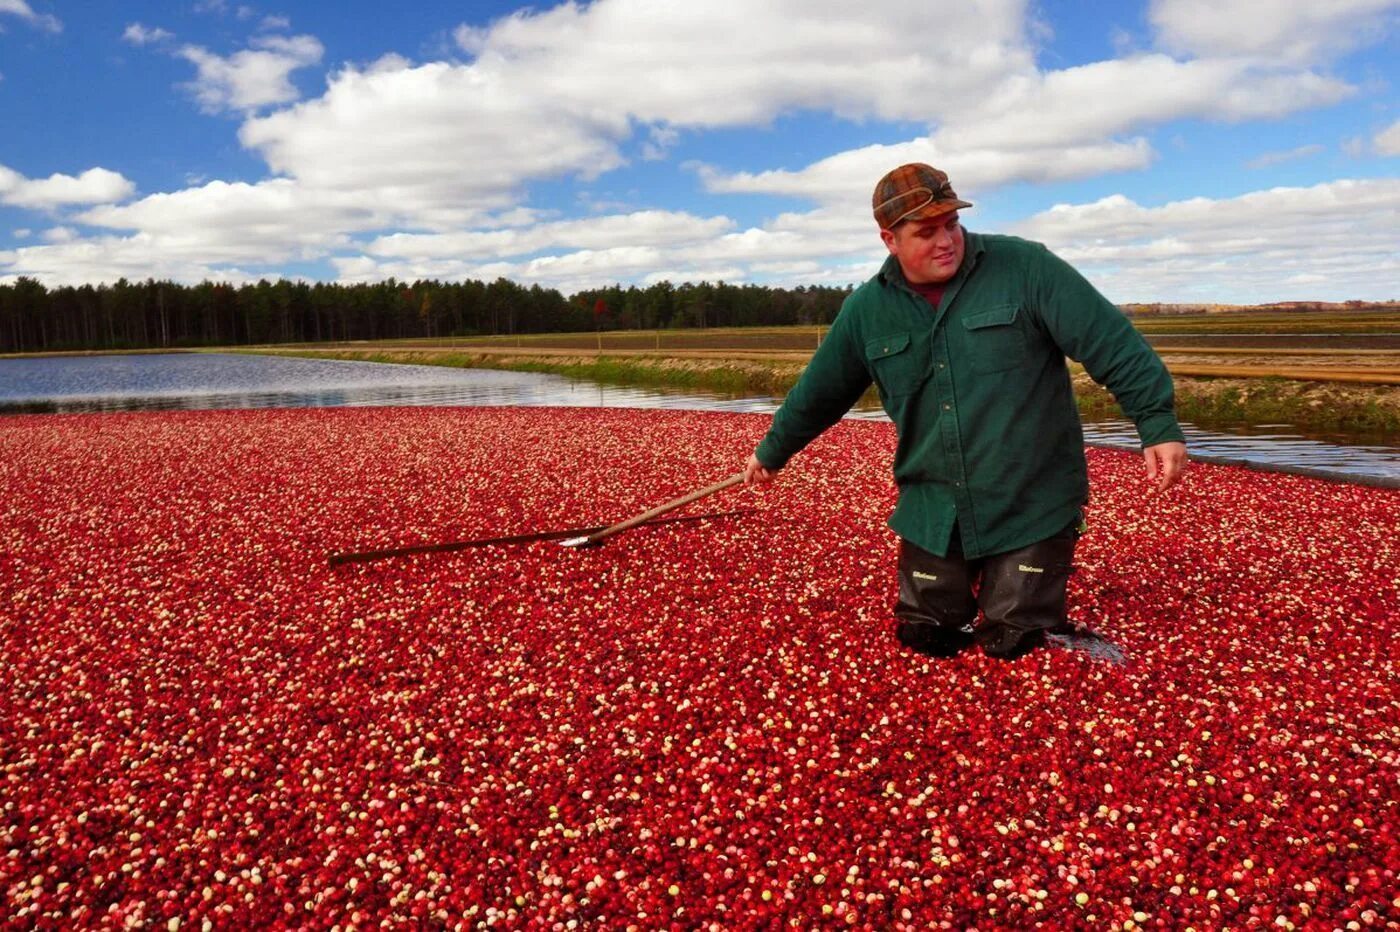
xmin=909 ymin=280 xmax=948 ymax=310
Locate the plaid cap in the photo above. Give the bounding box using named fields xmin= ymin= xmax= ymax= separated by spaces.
xmin=872 ymin=163 xmax=972 ymax=230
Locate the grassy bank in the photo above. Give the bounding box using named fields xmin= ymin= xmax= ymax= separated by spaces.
xmin=244 ymin=347 xmax=1400 ymax=436
xmin=244 ymin=348 xmax=813 ymax=397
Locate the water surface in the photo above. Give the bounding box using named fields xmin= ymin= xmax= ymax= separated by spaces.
xmin=2 ymin=352 xmax=1395 ymax=485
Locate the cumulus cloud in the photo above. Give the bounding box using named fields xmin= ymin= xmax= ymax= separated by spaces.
xmin=3 ymin=0 xmax=1393 ymax=298
xmin=238 ymin=0 xmax=1357 ymax=238
xmin=0 ymin=164 xmax=136 ymax=209
xmin=1150 ymin=0 xmax=1399 ymax=64
xmin=692 ymin=56 xmax=1342 ymax=206
xmin=238 ymin=58 xmax=630 ymax=225
xmin=941 ymin=56 xmax=1351 ymax=152
xmin=696 ymin=138 xmax=1155 ymax=206
xmin=231 ymin=0 xmax=1023 ymax=225
xmin=0 ymin=236 xmax=264 ymax=288
xmin=1375 ymin=118 xmax=1400 ymax=155
xmin=122 ymin=23 xmax=173 ymax=45
xmin=1011 ymin=178 xmax=1400 ymax=302
xmin=76 ymin=179 xmax=368 ymax=263
xmin=178 ymin=34 xmax=324 ymax=114
xmin=367 ymin=211 xmax=735 ymax=261
xmin=5 ymin=181 xmax=349 ymax=287
xmin=335 ymin=178 xmax=1400 ymax=299
xmin=0 ymin=0 xmax=61 ymax=33
xmin=452 ymin=0 xmax=1033 ymax=127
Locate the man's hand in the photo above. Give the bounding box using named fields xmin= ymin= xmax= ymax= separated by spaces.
xmin=744 ymin=453 xmax=777 ymax=486
xmin=1143 ymin=441 xmax=1187 ymax=493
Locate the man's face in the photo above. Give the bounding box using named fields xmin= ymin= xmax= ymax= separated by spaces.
xmin=880 ymin=211 xmax=965 ymax=284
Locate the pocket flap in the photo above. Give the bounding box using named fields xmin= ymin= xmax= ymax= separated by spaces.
xmin=962 ymin=304 xmax=1020 ymax=330
xmin=865 ymin=332 xmax=910 ymax=359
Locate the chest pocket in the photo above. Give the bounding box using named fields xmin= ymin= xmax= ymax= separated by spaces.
xmin=962 ymin=304 xmax=1027 ymax=374
xmin=865 ymin=331 xmax=930 ymax=397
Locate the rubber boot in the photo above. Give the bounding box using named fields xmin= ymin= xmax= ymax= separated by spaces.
xmin=974 ymin=526 xmax=1078 ymax=660
xmin=894 ymin=537 xmax=978 ymax=658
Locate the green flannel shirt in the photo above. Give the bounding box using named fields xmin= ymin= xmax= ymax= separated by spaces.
xmin=755 ymin=231 xmax=1184 ymax=559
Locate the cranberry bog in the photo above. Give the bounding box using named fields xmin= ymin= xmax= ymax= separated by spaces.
xmin=2 ymin=407 xmax=1396 ymax=930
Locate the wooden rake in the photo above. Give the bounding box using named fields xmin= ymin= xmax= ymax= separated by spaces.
xmin=329 ymin=473 xmax=750 ymax=565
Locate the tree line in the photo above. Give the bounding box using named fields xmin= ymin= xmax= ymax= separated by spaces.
xmin=0 ymin=277 xmax=854 ymax=354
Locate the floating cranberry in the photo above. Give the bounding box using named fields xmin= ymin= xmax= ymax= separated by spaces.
xmin=0 ymin=407 xmax=1395 ymax=926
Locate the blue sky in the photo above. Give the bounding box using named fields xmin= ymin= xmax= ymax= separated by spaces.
xmin=1 ymin=0 xmax=1396 ymax=302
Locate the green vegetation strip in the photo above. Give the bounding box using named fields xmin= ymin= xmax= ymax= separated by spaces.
xmin=245 ymin=347 xmax=1399 ymax=436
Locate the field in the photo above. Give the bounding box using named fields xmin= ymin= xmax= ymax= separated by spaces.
xmin=2 ymin=407 xmax=1396 ymax=929
xmin=248 ymin=313 xmax=1400 ymax=435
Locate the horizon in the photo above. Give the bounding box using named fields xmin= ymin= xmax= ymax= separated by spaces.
xmin=1 ymin=1 xmax=1397 ymax=303
xmin=7 ymin=273 xmax=1396 ymax=312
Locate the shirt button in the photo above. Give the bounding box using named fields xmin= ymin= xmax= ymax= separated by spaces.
xmin=943 ymin=403 xmax=951 ymax=411
xmin=938 ymin=363 xmax=946 ymax=369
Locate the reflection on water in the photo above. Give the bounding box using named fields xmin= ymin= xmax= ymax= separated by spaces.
xmin=1076 ymin=417 xmax=1399 ymax=484
xmin=0 ymin=353 xmax=790 ymax=416
xmin=2 ymin=352 xmax=1396 ymax=484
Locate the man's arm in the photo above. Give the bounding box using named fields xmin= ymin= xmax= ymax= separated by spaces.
xmin=1029 ymin=245 xmax=1187 ymax=492
xmin=746 ymin=303 xmax=872 ymax=484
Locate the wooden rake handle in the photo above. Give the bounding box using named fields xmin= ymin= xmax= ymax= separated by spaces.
xmin=563 ymin=472 xmax=746 ymax=548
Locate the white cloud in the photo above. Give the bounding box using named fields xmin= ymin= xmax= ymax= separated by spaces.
xmin=1245 ymin=144 xmax=1326 ymax=169
xmin=238 ymin=58 xmax=630 ymax=223
xmin=1011 ymin=179 xmax=1400 ymax=302
xmin=1 ymin=181 xmax=351 ymax=285
xmin=0 ymin=236 xmax=263 ymax=288
xmin=136 ymin=0 xmax=1380 ymax=276
xmin=178 ymin=34 xmax=324 ymax=114
xmin=0 ymin=164 xmax=136 ymax=209
xmin=642 ymin=126 xmax=679 ymax=162
xmin=1375 ymin=118 xmax=1400 ymax=155
xmin=41 ymin=226 xmax=77 ymax=243
xmin=227 ymin=0 xmax=1021 ymax=232
xmin=0 ymin=0 xmax=61 ymax=33
xmin=122 ymin=23 xmax=173 ymax=45
xmin=951 ymin=56 xmax=1351 ymax=151
xmin=1149 ymin=0 xmax=1399 ymax=64
xmin=367 ymin=211 xmax=735 ymax=260
xmin=261 ymin=15 xmax=291 ymax=31
xmin=696 ymin=137 xmax=1155 ymax=206
xmin=3 ymin=0 xmax=1392 ymax=299
xmin=452 ymin=0 xmax=1034 ymax=127
xmin=12 ymin=228 xmax=31 ymax=239
xmin=76 ymin=179 xmax=367 ymax=263
xmin=335 ymin=178 xmax=1400 ymax=300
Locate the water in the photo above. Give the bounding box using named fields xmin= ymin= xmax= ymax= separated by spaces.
xmin=1 ymin=352 xmax=1396 ymax=485
xmin=0 ymin=352 xmax=789 ymax=416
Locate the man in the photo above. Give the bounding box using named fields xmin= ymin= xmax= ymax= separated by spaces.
xmin=744 ymin=163 xmax=1187 ymax=661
